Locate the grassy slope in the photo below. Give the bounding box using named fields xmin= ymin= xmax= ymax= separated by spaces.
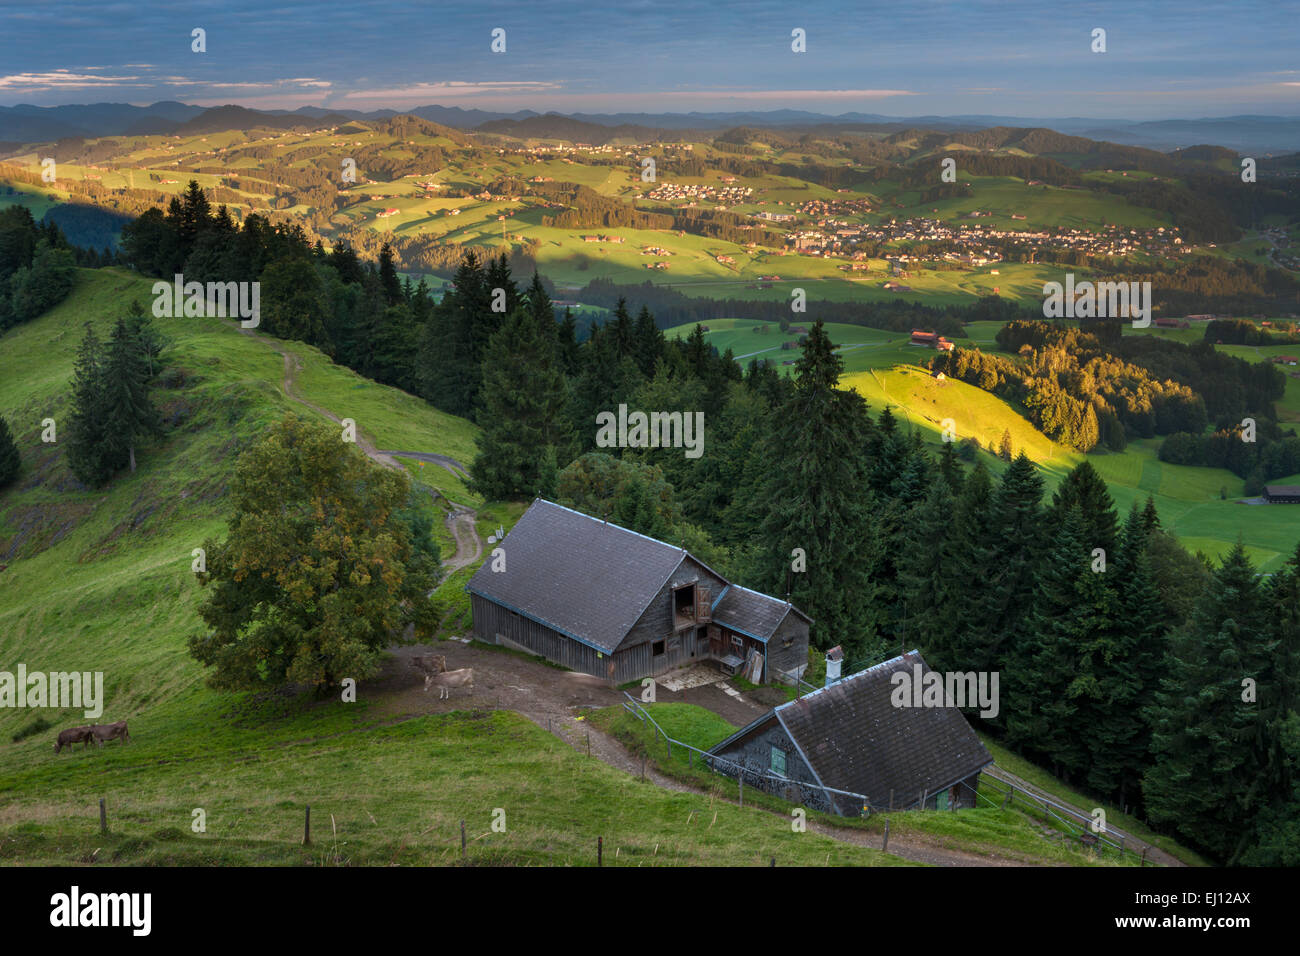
xmin=0 ymin=269 xmax=898 ymax=866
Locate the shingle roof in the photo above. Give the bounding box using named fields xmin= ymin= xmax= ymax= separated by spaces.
xmin=465 ymin=499 xmax=688 ymax=653
xmin=712 ymin=584 xmax=811 ymax=643
xmin=715 ymin=650 xmax=992 ymax=807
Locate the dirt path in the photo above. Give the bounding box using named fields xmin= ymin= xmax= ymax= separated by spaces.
xmin=442 ymin=503 xmax=482 ymax=572
xmin=378 ymin=450 xmax=470 ymax=482
xmin=368 ymin=641 xmax=1040 ymax=866
xmin=232 ymin=325 xmax=404 ymax=472
xmin=233 ymin=326 xmax=485 ymax=573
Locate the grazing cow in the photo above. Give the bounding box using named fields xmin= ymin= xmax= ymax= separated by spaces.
xmin=410 ymin=653 xmax=447 ymax=687
xmin=423 ymin=668 xmax=474 ymax=699
xmin=89 ymin=721 xmax=131 ymax=745
xmin=54 ymin=726 xmax=95 ymax=754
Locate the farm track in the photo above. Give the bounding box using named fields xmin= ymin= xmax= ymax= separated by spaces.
xmin=376 ymin=643 xmax=1038 ymax=867
xmin=232 ymin=322 xmax=484 ymax=575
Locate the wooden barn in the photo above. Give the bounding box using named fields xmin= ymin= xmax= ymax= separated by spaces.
xmin=707 ymin=650 xmax=993 ymax=815
xmin=1265 ymin=484 xmax=1300 ymax=504
xmin=466 ymin=499 xmax=812 ymax=685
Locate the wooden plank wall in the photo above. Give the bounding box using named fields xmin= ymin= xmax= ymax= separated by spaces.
xmin=471 ymin=594 xmax=610 ymax=679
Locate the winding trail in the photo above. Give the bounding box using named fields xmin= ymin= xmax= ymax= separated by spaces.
xmin=232 ymin=323 xmax=483 ymax=571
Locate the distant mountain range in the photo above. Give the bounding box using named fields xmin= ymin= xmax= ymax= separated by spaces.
xmin=1 ymin=101 xmax=1298 ymax=154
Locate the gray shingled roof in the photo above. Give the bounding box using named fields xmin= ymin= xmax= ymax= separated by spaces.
xmin=712 ymin=584 xmax=810 ymax=642
xmin=465 ymin=499 xmax=688 ymax=653
xmin=721 ymin=650 xmax=992 ymax=807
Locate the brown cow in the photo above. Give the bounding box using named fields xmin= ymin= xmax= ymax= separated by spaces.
xmin=89 ymin=721 xmax=131 ymax=745
xmin=54 ymin=726 xmax=95 ymax=754
xmin=411 ymin=653 xmax=447 ymax=679
xmin=423 ymin=668 xmax=473 ymax=699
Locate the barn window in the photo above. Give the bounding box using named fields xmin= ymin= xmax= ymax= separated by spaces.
xmin=731 ymin=635 xmax=744 ymax=650
xmin=652 ymin=640 xmax=665 ymax=656
xmin=770 ymin=746 xmax=787 ymax=776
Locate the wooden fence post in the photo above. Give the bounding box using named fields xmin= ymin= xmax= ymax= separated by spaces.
xmin=99 ymin=798 xmax=107 ymax=835
xmin=739 ymin=777 xmax=744 ymax=807
xmin=770 ymin=856 xmax=775 ymax=867
xmin=882 ymin=819 xmax=890 ymax=853
xmin=1140 ymin=847 xmax=1147 ymax=867
xmin=919 ymin=789 xmax=926 ymax=811
xmin=688 ymin=750 xmax=693 ymax=769
xmin=461 ymin=819 xmax=466 ymax=863
xmin=303 ymin=805 xmax=311 ymax=846
xmin=598 ymin=836 xmax=603 ymax=867
xmin=586 ymin=732 xmax=590 ymax=756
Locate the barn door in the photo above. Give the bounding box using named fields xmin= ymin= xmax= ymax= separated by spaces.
xmin=696 ymin=587 xmax=712 ymax=623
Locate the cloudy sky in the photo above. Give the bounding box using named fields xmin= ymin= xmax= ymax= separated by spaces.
xmin=0 ymin=0 xmax=1297 ymax=118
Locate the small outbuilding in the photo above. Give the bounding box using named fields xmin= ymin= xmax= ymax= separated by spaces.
xmin=707 ymin=650 xmax=993 ymax=815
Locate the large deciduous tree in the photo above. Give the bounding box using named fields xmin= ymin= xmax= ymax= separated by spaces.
xmin=189 ymin=415 xmax=438 ymax=691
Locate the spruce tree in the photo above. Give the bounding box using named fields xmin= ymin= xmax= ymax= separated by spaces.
xmin=100 ymin=316 xmax=161 ymax=474
xmin=524 ymin=271 xmax=554 ymax=335
xmin=0 ymin=415 xmax=20 ymax=488
xmin=1243 ymin=543 xmax=1300 ymax=863
xmin=1048 ymin=460 xmax=1118 ymax=560
xmin=125 ymin=299 xmax=165 ymax=379
xmin=377 ymin=243 xmax=402 ymax=305
xmin=1143 ymin=544 xmax=1274 ymax=862
xmin=468 ymin=307 xmax=570 ymax=500
xmin=933 ymin=459 xmax=995 ymax=673
xmin=1004 ymin=505 xmax=1091 ymax=777
xmin=632 ymin=305 xmax=665 ymax=377
xmin=756 ymin=321 xmax=885 ymax=660
xmin=974 ymin=452 xmax=1044 ymax=681
xmin=897 ymin=472 xmax=958 ymax=660
xmin=66 ymin=323 xmax=112 ymax=487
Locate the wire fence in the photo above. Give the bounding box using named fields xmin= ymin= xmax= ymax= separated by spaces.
xmin=620 ymin=691 xmax=1157 ymax=864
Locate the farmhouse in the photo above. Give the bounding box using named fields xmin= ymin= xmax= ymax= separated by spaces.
xmin=1265 ymin=485 xmax=1300 ymax=504
xmin=707 ymin=651 xmax=993 ymax=815
xmin=466 ymin=500 xmax=812 ymax=685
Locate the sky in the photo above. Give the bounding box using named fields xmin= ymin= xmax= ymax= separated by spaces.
xmin=0 ymin=0 xmax=1298 ymax=119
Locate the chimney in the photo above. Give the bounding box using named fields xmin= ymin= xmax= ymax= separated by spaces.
xmin=825 ymin=645 xmax=843 ymax=688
